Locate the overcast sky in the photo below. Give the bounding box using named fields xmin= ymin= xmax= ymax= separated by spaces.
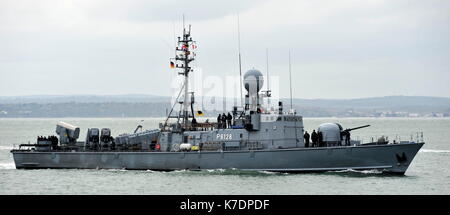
xmin=1 ymin=0 xmax=449 ymax=99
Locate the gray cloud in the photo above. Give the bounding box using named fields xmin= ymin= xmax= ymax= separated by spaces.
xmin=84 ymin=0 xmax=265 ymax=22
xmin=0 ymin=0 xmax=449 ymax=99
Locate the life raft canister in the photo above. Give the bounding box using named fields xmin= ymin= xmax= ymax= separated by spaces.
xmin=155 ymin=143 xmax=161 ymax=151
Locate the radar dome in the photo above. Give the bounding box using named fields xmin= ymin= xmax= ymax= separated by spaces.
xmin=244 ymin=69 xmax=264 ymax=95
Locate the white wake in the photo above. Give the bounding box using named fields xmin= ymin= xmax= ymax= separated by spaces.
xmin=420 ymin=149 xmax=450 ymax=153
xmin=0 ymin=162 xmax=15 ymax=169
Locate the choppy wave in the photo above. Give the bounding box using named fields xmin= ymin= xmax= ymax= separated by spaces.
xmin=331 ymin=169 xmax=383 ymax=174
xmin=420 ymin=149 xmax=450 ymax=153
xmin=166 ymin=168 xmax=283 ymax=177
xmin=0 ymin=162 xmax=15 ymax=169
xmin=203 ymin=168 xmax=283 ymax=176
xmin=322 ymin=169 xmax=391 ymax=178
xmin=257 ymin=170 xmax=279 ymax=175
xmin=102 ymin=168 xmax=128 ymax=172
xmin=0 ymin=146 xmax=14 ymax=150
xmin=206 ymin=168 xmax=226 ymax=173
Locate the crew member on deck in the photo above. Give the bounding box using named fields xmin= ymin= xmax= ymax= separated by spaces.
xmin=217 ymin=114 xmax=222 ymax=129
xmin=304 ymin=131 xmax=310 ymax=148
xmin=222 ymin=113 xmax=227 ymax=129
xmin=318 ymin=131 xmax=324 ymax=147
xmin=344 ymin=130 xmax=351 ymax=146
xmin=227 ymin=112 xmax=232 ymax=128
xmin=311 ymin=130 xmax=318 ymax=147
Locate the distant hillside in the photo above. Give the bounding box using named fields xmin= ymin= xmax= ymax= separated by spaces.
xmin=2 ymin=95 xmax=450 ymax=107
xmin=288 ymin=96 xmax=450 ymax=109
xmin=0 ymin=95 xmax=449 ymax=117
xmin=0 ymin=102 xmax=171 ymax=118
xmin=0 ymin=94 xmax=170 ymax=104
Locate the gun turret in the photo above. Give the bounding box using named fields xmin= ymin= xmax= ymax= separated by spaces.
xmin=344 ymin=125 xmax=370 ymax=132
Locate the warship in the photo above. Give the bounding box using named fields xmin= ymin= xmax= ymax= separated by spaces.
xmin=11 ymin=25 xmax=424 ymax=174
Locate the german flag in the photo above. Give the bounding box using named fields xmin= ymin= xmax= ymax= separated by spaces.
xmin=196 ymin=110 xmax=204 ymax=116
xmin=170 ymin=61 xmax=175 ymax=68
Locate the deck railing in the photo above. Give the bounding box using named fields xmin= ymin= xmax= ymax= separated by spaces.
xmin=354 ymin=131 xmax=424 ymax=145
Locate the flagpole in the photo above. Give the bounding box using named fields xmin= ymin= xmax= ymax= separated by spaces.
xmin=289 ymin=50 xmax=293 ymax=111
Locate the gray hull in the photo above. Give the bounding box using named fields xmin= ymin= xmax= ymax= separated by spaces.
xmin=12 ymin=142 xmax=423 ymax=174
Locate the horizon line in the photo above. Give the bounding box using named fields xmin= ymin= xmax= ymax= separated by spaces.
xmin=1 ymin=94 xmax=450 ymax=100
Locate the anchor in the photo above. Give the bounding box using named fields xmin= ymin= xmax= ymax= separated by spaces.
xmin=396 ymin=152 xmax=408 ymax=163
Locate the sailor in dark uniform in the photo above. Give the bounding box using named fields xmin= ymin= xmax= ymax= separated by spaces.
xmin=311 ymin=130 xmax=318 ymax=147
xmin=344 ymin=130 xmax=351 ymax=145
xmin=318 ymin=131 xmax=324 ymax=147
xmin=227 ymin=112 xmax=232 ymax=128
xmin=304 ymin=131 xmax=310 ymax=148
xmin=217 ymin=114 xmax=222 ymax=129
xmin=222 ymin=113 xmax=227 ymax=129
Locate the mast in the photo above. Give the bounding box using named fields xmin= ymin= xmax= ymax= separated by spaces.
xmin=183 ymin=26 xmax=189 ymax=126
xmin=171 ymin=23 xmax=196 ymax=128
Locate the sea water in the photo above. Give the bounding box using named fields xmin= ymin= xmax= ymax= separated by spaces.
xmin=0 ymin=117 xmax=449 ymax=194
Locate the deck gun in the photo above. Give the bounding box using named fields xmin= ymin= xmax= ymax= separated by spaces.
xmin=343 ymin=124 xmax=370 ymax=132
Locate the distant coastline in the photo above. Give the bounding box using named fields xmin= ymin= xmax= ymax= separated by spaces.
xmin=0 ymin=95 xmax=449 ymax=118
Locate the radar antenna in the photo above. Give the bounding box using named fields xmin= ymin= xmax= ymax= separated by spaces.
xmin=237 ymin=13 xmax=244 ymax=107
xmin=262 ymin=48 xmax=272 ymax=107
xmin=288 ymin=50 xmax=293 ymax=112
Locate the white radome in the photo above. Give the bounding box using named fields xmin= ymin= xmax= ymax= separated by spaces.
xmin=244 ymin=69 xmax=264 ymax=95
